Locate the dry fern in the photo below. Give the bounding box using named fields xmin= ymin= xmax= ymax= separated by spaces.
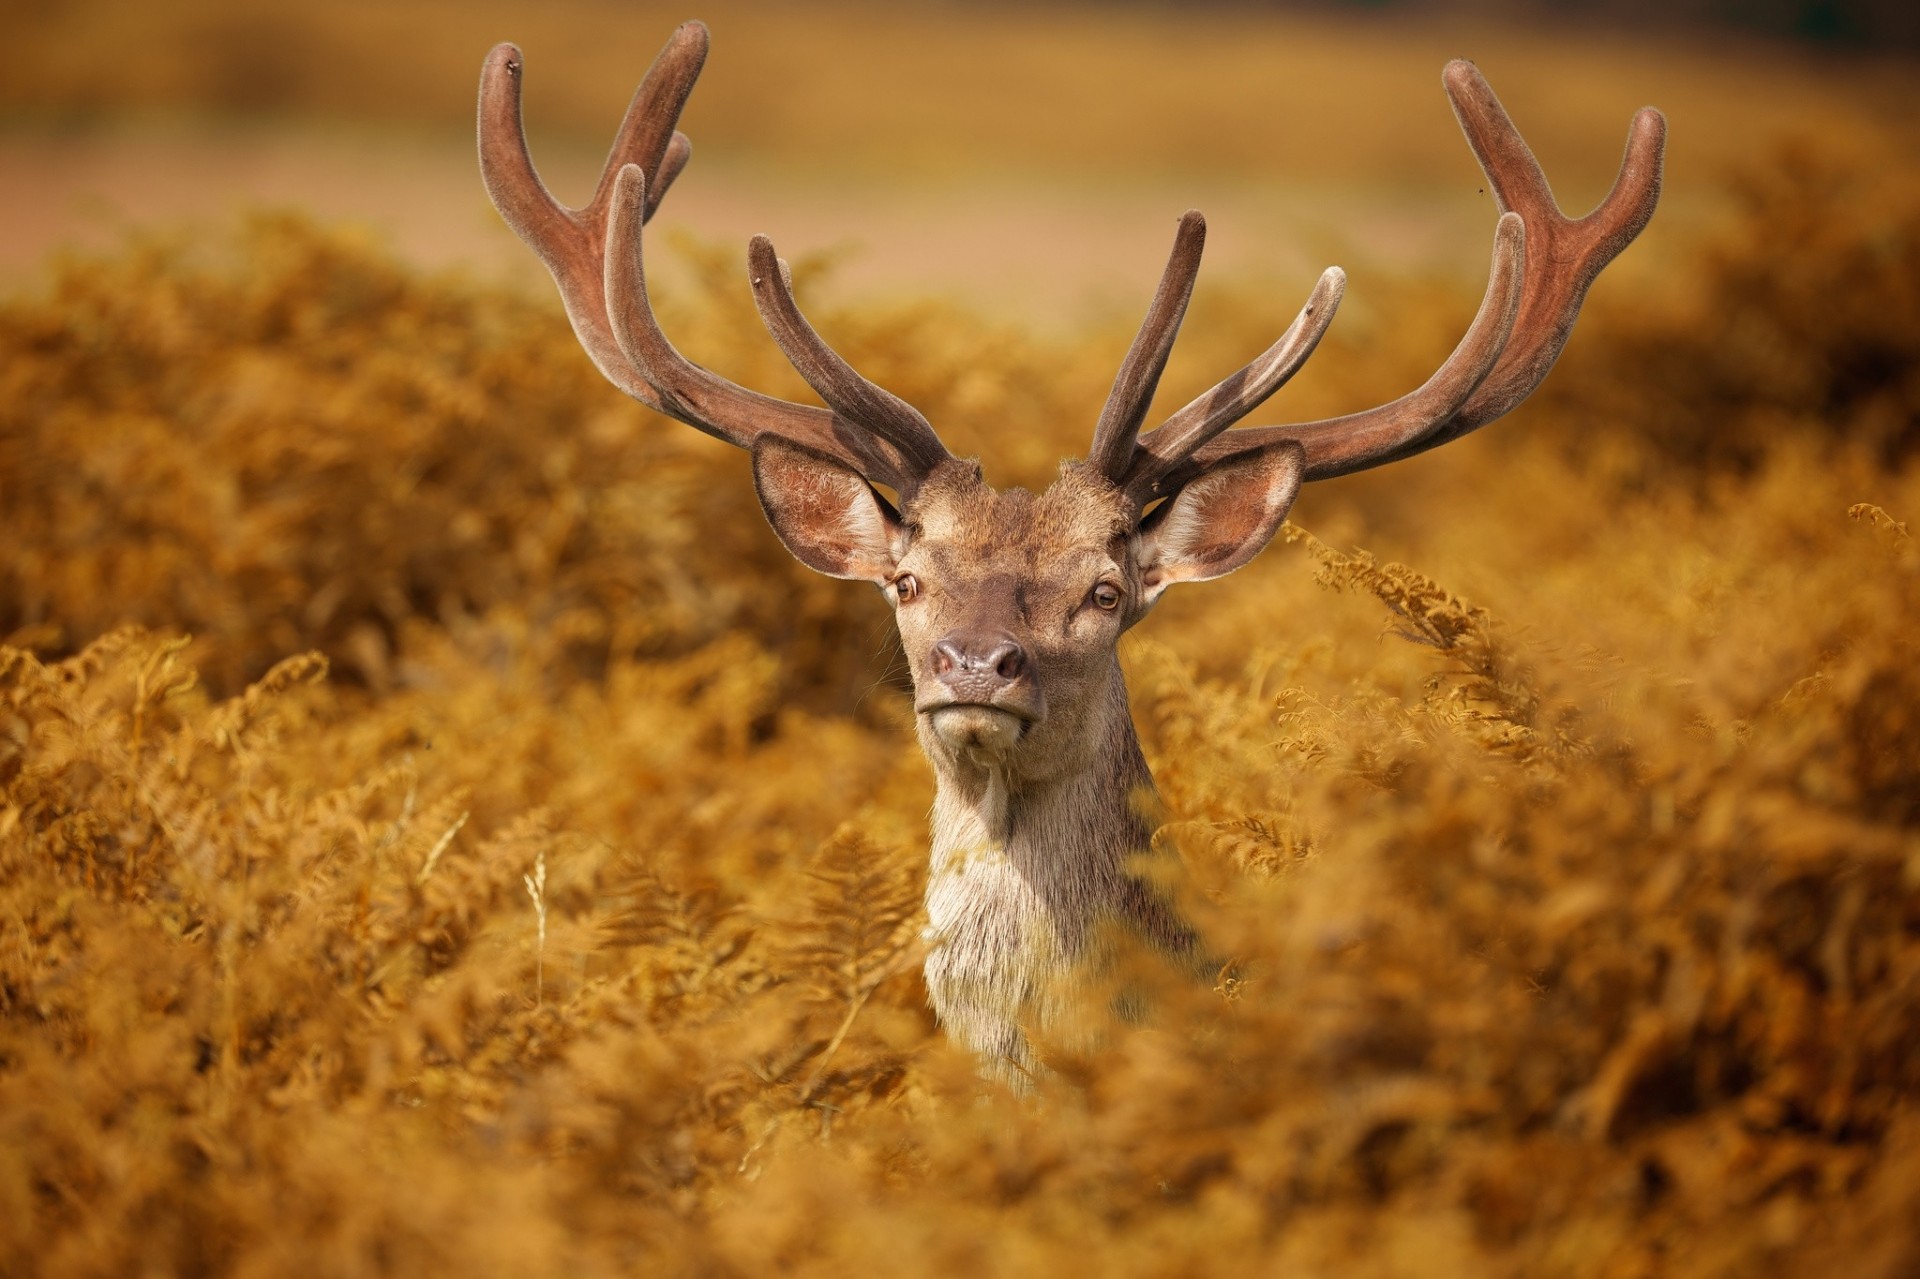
xmin=3 ymin=147 xmax=1920 ymax=1276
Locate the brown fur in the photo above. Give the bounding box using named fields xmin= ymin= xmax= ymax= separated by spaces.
xmin=752 ymin=439 xmax=1303 ymax=1076
xmin=898 ymin=464 xmax=1189 ymax=1076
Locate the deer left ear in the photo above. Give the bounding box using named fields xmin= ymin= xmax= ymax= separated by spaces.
xmin=1134 ymin=441 xmax=1305 ymax=605
xmin=751 ymin=436 xmax=903 ymax=583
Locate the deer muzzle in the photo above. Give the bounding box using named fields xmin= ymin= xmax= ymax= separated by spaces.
xmin=920 ymin=629 xmax=1041 ymax=756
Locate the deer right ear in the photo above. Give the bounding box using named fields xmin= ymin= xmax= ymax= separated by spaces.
xmin=1134 ymin=441 xmax=1305 ymax=605
xmin=750 ymin=437 xmax=903 ymax=583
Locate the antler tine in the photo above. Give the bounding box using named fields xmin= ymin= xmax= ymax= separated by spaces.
xmin=1088 ymin=211 xmax=1208 ymax=482
xmin=747 ymin=235 xmax=955 ymax=488
xmin=477 ymin=43 xmax=572 ymax=261
xmin=478 ymin=31 xmax=701 ymax=409
xmin=1165 ymin=65 xmax=1660 ymax=485
xmin=1185 ymin=211 xmax=1526 ymax=483
xmin=582 ymin=21 xmax=708 ymax=223
xmin=1441 ymin=60 xmax=1667 ymax=434
xmin=603 ymin=166 xmax=911 ymax=486
xmin=1125 ymin=264 xmax=1346 ymax=503
xmin=483 ymin=24 xmax=946 ymax=495
xmin=648 ymin=132 xmax=693 ymax=223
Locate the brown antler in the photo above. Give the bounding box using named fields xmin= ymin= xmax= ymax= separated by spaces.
xmin=1105 ymin=59 xmax=1665 ymax=505
xmin=1090 ymin=213 xmax=1348 ymax=494
xmin=1087 ymin=211 xmax=1208 ymax=480
xmin=746 ymin=235 xmax=955 ymax=482
xmin=479 ymin=21 xmax=953 ymax=496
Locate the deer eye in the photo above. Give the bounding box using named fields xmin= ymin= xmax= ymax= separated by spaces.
xmin=1091 ymin=582 xmax=1122 ymax=611
xmin=893 ymin=574 xmax=920 ymax=603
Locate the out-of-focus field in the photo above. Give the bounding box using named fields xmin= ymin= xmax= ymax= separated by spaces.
xmin=3 ymin=3 xmax=1920 ymax=1277
xmin=5 ymin=0 xmax=1919 ymax=316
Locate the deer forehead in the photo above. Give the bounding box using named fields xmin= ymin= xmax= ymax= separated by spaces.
xmin=905 ymin=465 xmax=1133 ymax=563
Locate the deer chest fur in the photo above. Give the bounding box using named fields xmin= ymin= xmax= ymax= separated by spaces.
xmin=921 ymin=774 xmax=1136 ymax=1072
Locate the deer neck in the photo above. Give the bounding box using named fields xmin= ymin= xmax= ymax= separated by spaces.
xmin=922 ymin=658 xmax=1153 ymax=885
xmin=916 ymin=659 xmax=1183 ymax=1067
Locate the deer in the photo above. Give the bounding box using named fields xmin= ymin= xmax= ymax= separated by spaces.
xmin=477 ymin=20 xmax=1665 ymax=1078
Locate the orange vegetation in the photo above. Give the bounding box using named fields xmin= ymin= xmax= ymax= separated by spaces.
xmin=2 ymin=119 xmax=1919 ymax=1278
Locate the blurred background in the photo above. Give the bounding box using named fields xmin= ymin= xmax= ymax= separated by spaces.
xmin=5 ymin=0 xmax=1916 ymax=322
xmin=4 ymin=0 xmax=1918 ymax=702
xmin=4 ymin=7 xmax=1920 ymax=1275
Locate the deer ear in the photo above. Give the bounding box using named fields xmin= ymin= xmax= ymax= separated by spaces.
xmin=751 ymin=437 xmax=903 ymax=583
xmin=1135 ymin=441 xmax=1304 ymax=604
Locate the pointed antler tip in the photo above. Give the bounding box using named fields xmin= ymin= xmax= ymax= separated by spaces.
xmin=481 ymin=42 xmax=525 ymax=85
xmin=1491 ymin=210 xmax=1526 ymax=261
xmin=668 ymin=19 xmax=712 ymax=62
xmin=1311 ymin=265 xmax=1348 ymax=312
xmin=612 ymin=161 xmax=646 ymax=195
xmin=746 ymin=237 xmax=796 ymax=300
xmin=605 ymin=164 xmax=650 ymax=239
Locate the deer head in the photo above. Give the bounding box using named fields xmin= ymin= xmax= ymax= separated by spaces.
xmin=478 ymin=21 xmax=1665 ymax=1073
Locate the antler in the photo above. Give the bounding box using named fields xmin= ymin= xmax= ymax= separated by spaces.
xmin=1100 ymin=59 xmax=1666 ymax=506
xmin=1086 ymin=211 xmax=1209 ymax=480
xmin=478 ymin=21 xmax=953 ymax=496
xmin=1090 ymin=213 xmax=1348 ymax=496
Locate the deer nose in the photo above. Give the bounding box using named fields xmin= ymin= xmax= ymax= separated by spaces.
xmin=931 ymin=632 xmax=1026 ymax=686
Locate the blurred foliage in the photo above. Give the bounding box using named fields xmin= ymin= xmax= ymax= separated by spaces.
xmin=3 ymin=134 xmax=1920 ymax=1276
xmin=1549 ymin=137 xmax=1920 ymax=475
xmin=5 ymin=0 xmax=1915 ymax=192
xmin=0 ymin=215 xmax=1051 ymax=706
